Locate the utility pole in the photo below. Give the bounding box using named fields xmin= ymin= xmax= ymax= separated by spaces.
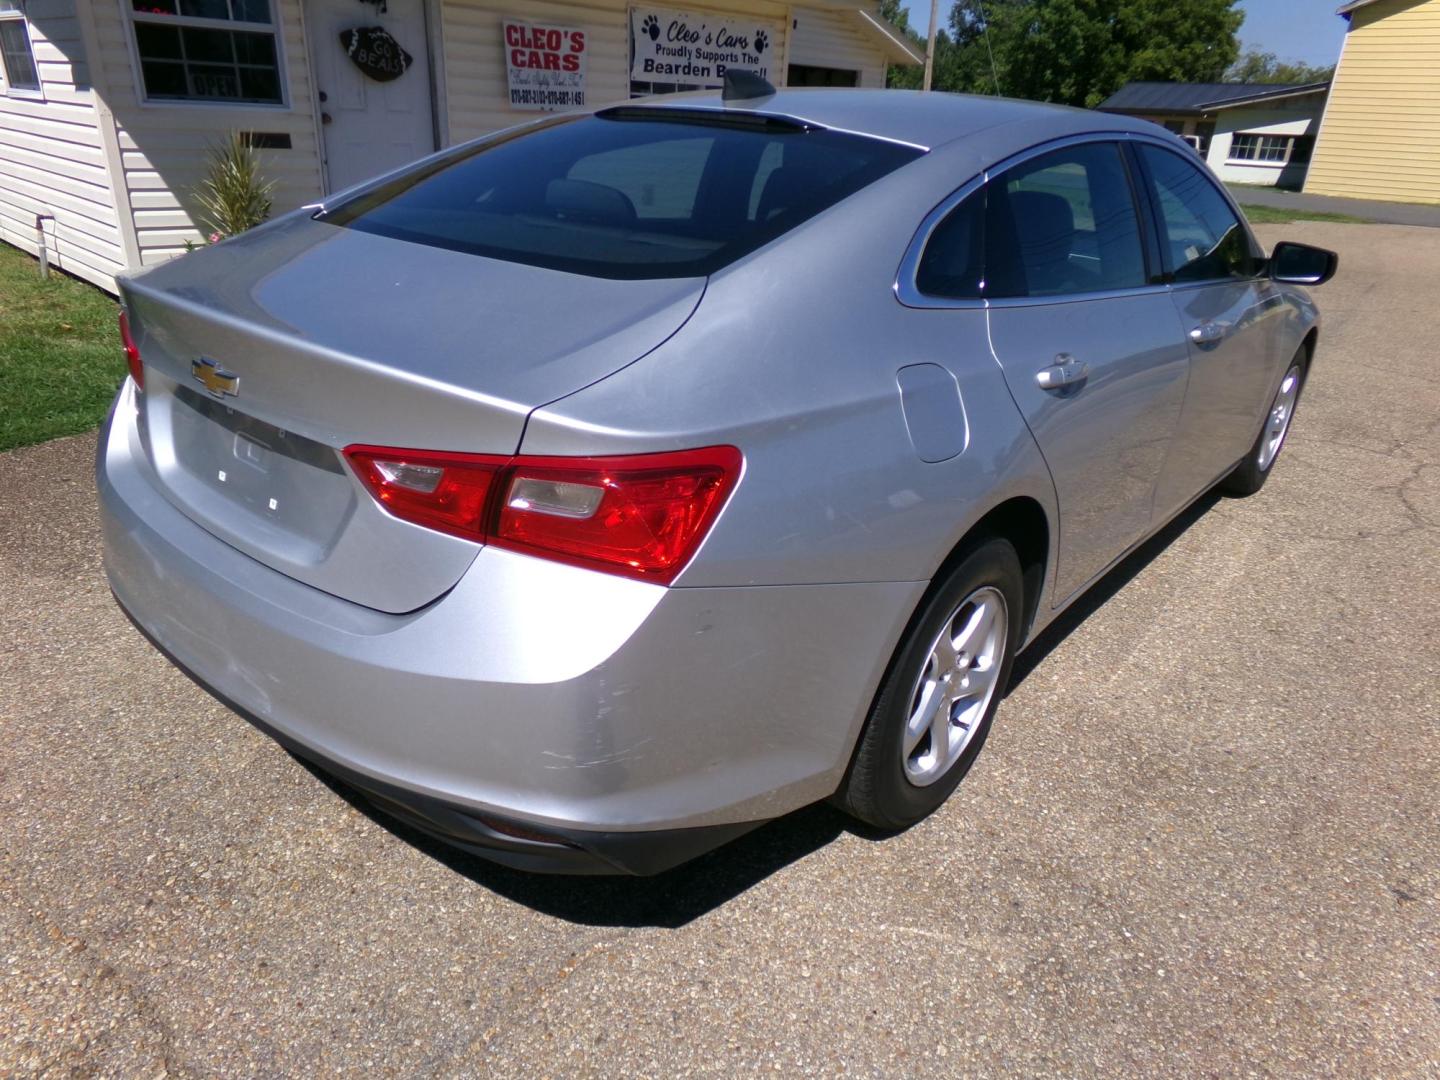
xmin=923 ymin=0 xmax=939 ymax=90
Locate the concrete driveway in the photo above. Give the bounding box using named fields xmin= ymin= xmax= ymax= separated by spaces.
xmin=2 ymin=222 xmax=1437 ymax=1077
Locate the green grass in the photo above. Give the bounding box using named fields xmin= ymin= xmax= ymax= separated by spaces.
xmin=0 ymin=243 xmax=122 ymax=452
xmin=1239 ymin=203 xmax=1370 ymax=225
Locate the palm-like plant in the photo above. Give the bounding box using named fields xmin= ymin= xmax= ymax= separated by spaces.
xmin=194 ymin=132 xmax=275 ymax=242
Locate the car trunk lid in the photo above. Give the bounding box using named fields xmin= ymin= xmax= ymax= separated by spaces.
xmin=121 ymin=215 xmax=704 ymax=613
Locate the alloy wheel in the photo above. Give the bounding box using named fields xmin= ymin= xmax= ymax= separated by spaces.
xmin=1258 ymin=364 xmax=1303 ymax=472
xmin=902 ymin=586 xmax=1008 ymax=787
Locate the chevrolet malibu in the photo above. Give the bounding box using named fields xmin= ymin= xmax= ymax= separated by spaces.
xmin=99 ymin=84 xmax=1337 ymax=874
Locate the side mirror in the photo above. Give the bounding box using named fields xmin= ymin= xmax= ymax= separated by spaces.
xmin=1270 ymin=241 xmax=1338 ymax=286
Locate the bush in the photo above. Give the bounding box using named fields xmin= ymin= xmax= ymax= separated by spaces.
xmin=194 ymin=132 xmax=275 ymax=242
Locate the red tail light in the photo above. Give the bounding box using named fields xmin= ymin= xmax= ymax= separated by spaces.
xmin=496 ymin=449 xmax=742 ymax=581
xmin=344 ymin=447 xmax=507 ymax=544
xmin=343 ymin=444 xmax=742 ymax=584
xmin=119 ymin=311 xmax=143 ymax=390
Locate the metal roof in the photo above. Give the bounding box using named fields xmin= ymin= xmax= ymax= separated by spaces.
xmin=1097 ymin=81 xmax=1330 ymax=116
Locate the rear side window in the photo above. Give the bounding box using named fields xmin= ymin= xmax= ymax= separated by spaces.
xmin=318 ymin=112 xmax=922 ymax=280
xmin=1137 ymin=144 xmax=1261 ymax=283
xmin=915 ymin=184 xmax=986 ymax=299
xmin=916 ymin=141 xmax=1146 ymax=300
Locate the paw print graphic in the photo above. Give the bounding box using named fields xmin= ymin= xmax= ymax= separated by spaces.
xmin=754 ymin=29 xmax=768 ymax=52
xmin=642 ymin=13 xmax=660 ymax=41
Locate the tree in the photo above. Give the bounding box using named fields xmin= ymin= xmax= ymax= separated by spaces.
xmin=877 ymin=0 xmax=911 ymax=33
xmin=941 ymin=0 xmax=1022 ymax=96
xmin=937 ymin=0 xmax=1244 ymax=108
xmin=877 ymin=0 xmax=927 ymax=88
xmin=1226 ymin=49 xmax=1334 ymax=84
xmin=879 ymin=0 xmax=940 ymax=89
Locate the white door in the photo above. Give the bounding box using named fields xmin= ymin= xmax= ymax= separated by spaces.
xmin=307 ymin=0 xmax=434 ymax=192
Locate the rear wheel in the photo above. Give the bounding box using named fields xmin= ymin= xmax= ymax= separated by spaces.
xmin=1221 ymin=352 xmax=1307 ymax=496
xmin=837 ymin=538 xmax=1023 ymax=830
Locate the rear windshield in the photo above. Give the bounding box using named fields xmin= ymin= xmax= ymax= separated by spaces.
xmin=316 ymin=111 xmax=923 ymax=280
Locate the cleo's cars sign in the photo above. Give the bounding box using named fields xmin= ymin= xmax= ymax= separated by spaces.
xmin=630 ymin=7 xmax=776 ymax=87
xmin=503 ymin=21 xmax=587 ymax=111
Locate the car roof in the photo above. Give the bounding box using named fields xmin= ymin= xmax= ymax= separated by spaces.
xmin=621 ymin=88 xmax=1159 ymax=152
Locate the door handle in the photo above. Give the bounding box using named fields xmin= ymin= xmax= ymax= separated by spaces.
xmin=1035 ymin=354 xmax=1090 ymax=392
xmin=1189 ymin=323 xmax=1226 ymax=345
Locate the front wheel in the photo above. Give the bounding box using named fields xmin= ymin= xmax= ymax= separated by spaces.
xmin=836 ymin=538 xmax=1023 ymax=831
xmin=1221 ymin=352 xmax=1307 ymax=496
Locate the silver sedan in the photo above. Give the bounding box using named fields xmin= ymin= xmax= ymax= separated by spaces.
xmin=98 ymin=83 xmax=1336 ymax=874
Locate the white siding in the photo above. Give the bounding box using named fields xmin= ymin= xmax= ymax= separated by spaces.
xmin=1 ymin=0 xmax=900 ymax=292
xmin=440 ymin=0 xmax=894 ymax=146
xmin=787 ymin=6 xmax=884 ymax=88
xmin=89 ymin=0 xmax=324 ymax=264
xmin=1207 ymin=101 xmax=1325 ymax=188
xmin=0 ymin=0 xmax=126 ymax=291
xmin=443 ymin=0 xmax=632 ymax=144
xmin=440 ymin=0 xmax=865 ymax=145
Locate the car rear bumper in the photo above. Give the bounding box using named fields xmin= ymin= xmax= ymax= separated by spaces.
xmin=110 ymin=602 xmax=764 ymax=875
xmin=97 ymin=383 xmax=924 ymax=873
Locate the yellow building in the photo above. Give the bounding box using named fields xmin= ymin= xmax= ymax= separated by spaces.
xmin=1305 ymin=0 xmax=1440 ymax=203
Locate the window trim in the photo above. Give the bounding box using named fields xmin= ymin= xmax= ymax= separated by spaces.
xmin=0 ymin=1 xmax=44 ymax=100
xmin=119 ymin=0 xmax=290 ymax=110
xmin=896 ymin=132 xmax=1170 ymax=310
xmin=1119 ymin=141 xmax=1166 ymax=285
xmin=1226 ymin=131 xmax=1300 ymax=167
xmin=898 ymin=169 xmax=985 ymax=309
xmin=1129 ymin=138 xmax=1268 ymax=290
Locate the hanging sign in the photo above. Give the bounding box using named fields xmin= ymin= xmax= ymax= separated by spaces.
xmin=502 ymin=22 xmax=588 ymax=111
xmin=339 ymin=26 xmax=412 ymax=82
xmin=629 ymin=7 xmax=775 ymax=87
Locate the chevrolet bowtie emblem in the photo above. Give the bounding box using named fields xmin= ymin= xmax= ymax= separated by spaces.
xmin=191 ymin=357 xmax=240 ymax=398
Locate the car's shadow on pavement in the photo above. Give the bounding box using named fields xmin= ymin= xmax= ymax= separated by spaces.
xmin=300 ymin=489 xmax=1224 ymax=928
xmin=301 ymin=759 xmax=878 ymax=927
xmin=1006 ymin=490 xmax=1222 ymax=691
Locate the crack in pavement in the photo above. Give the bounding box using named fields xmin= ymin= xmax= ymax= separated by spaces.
xmin=0 ymin=875 xmax=198 ymax=1077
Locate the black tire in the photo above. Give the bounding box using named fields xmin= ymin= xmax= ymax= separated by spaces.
xmin=1220 ymin=350 xmax=1308 ymax=497
xmin=836 ymin=537 xmax=1024 ymax=831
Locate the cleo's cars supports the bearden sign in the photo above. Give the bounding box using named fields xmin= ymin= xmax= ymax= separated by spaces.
xmin=503 ymin=22 xmax=588 ymax=111
xmin=629 ymin=7 xmax=775 ymax=87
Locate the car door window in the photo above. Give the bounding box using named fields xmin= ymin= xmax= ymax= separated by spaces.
xmin=915 ymin=142 xmax=1146 ymax=301
xmin=1137 ymin=144 xmax=1261 ymax=284
xmin=986 ymin=142 xmax=1146 ymax=299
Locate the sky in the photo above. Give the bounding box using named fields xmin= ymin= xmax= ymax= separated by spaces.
xmin=898 ymin=0 xmax=1350 ymax=67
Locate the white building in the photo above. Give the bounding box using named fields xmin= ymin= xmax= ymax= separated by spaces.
xmin=0 ymin=0 xmax=919 ymax=292
xmin=1097 ymin=80 xmax=1331 ymax=190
